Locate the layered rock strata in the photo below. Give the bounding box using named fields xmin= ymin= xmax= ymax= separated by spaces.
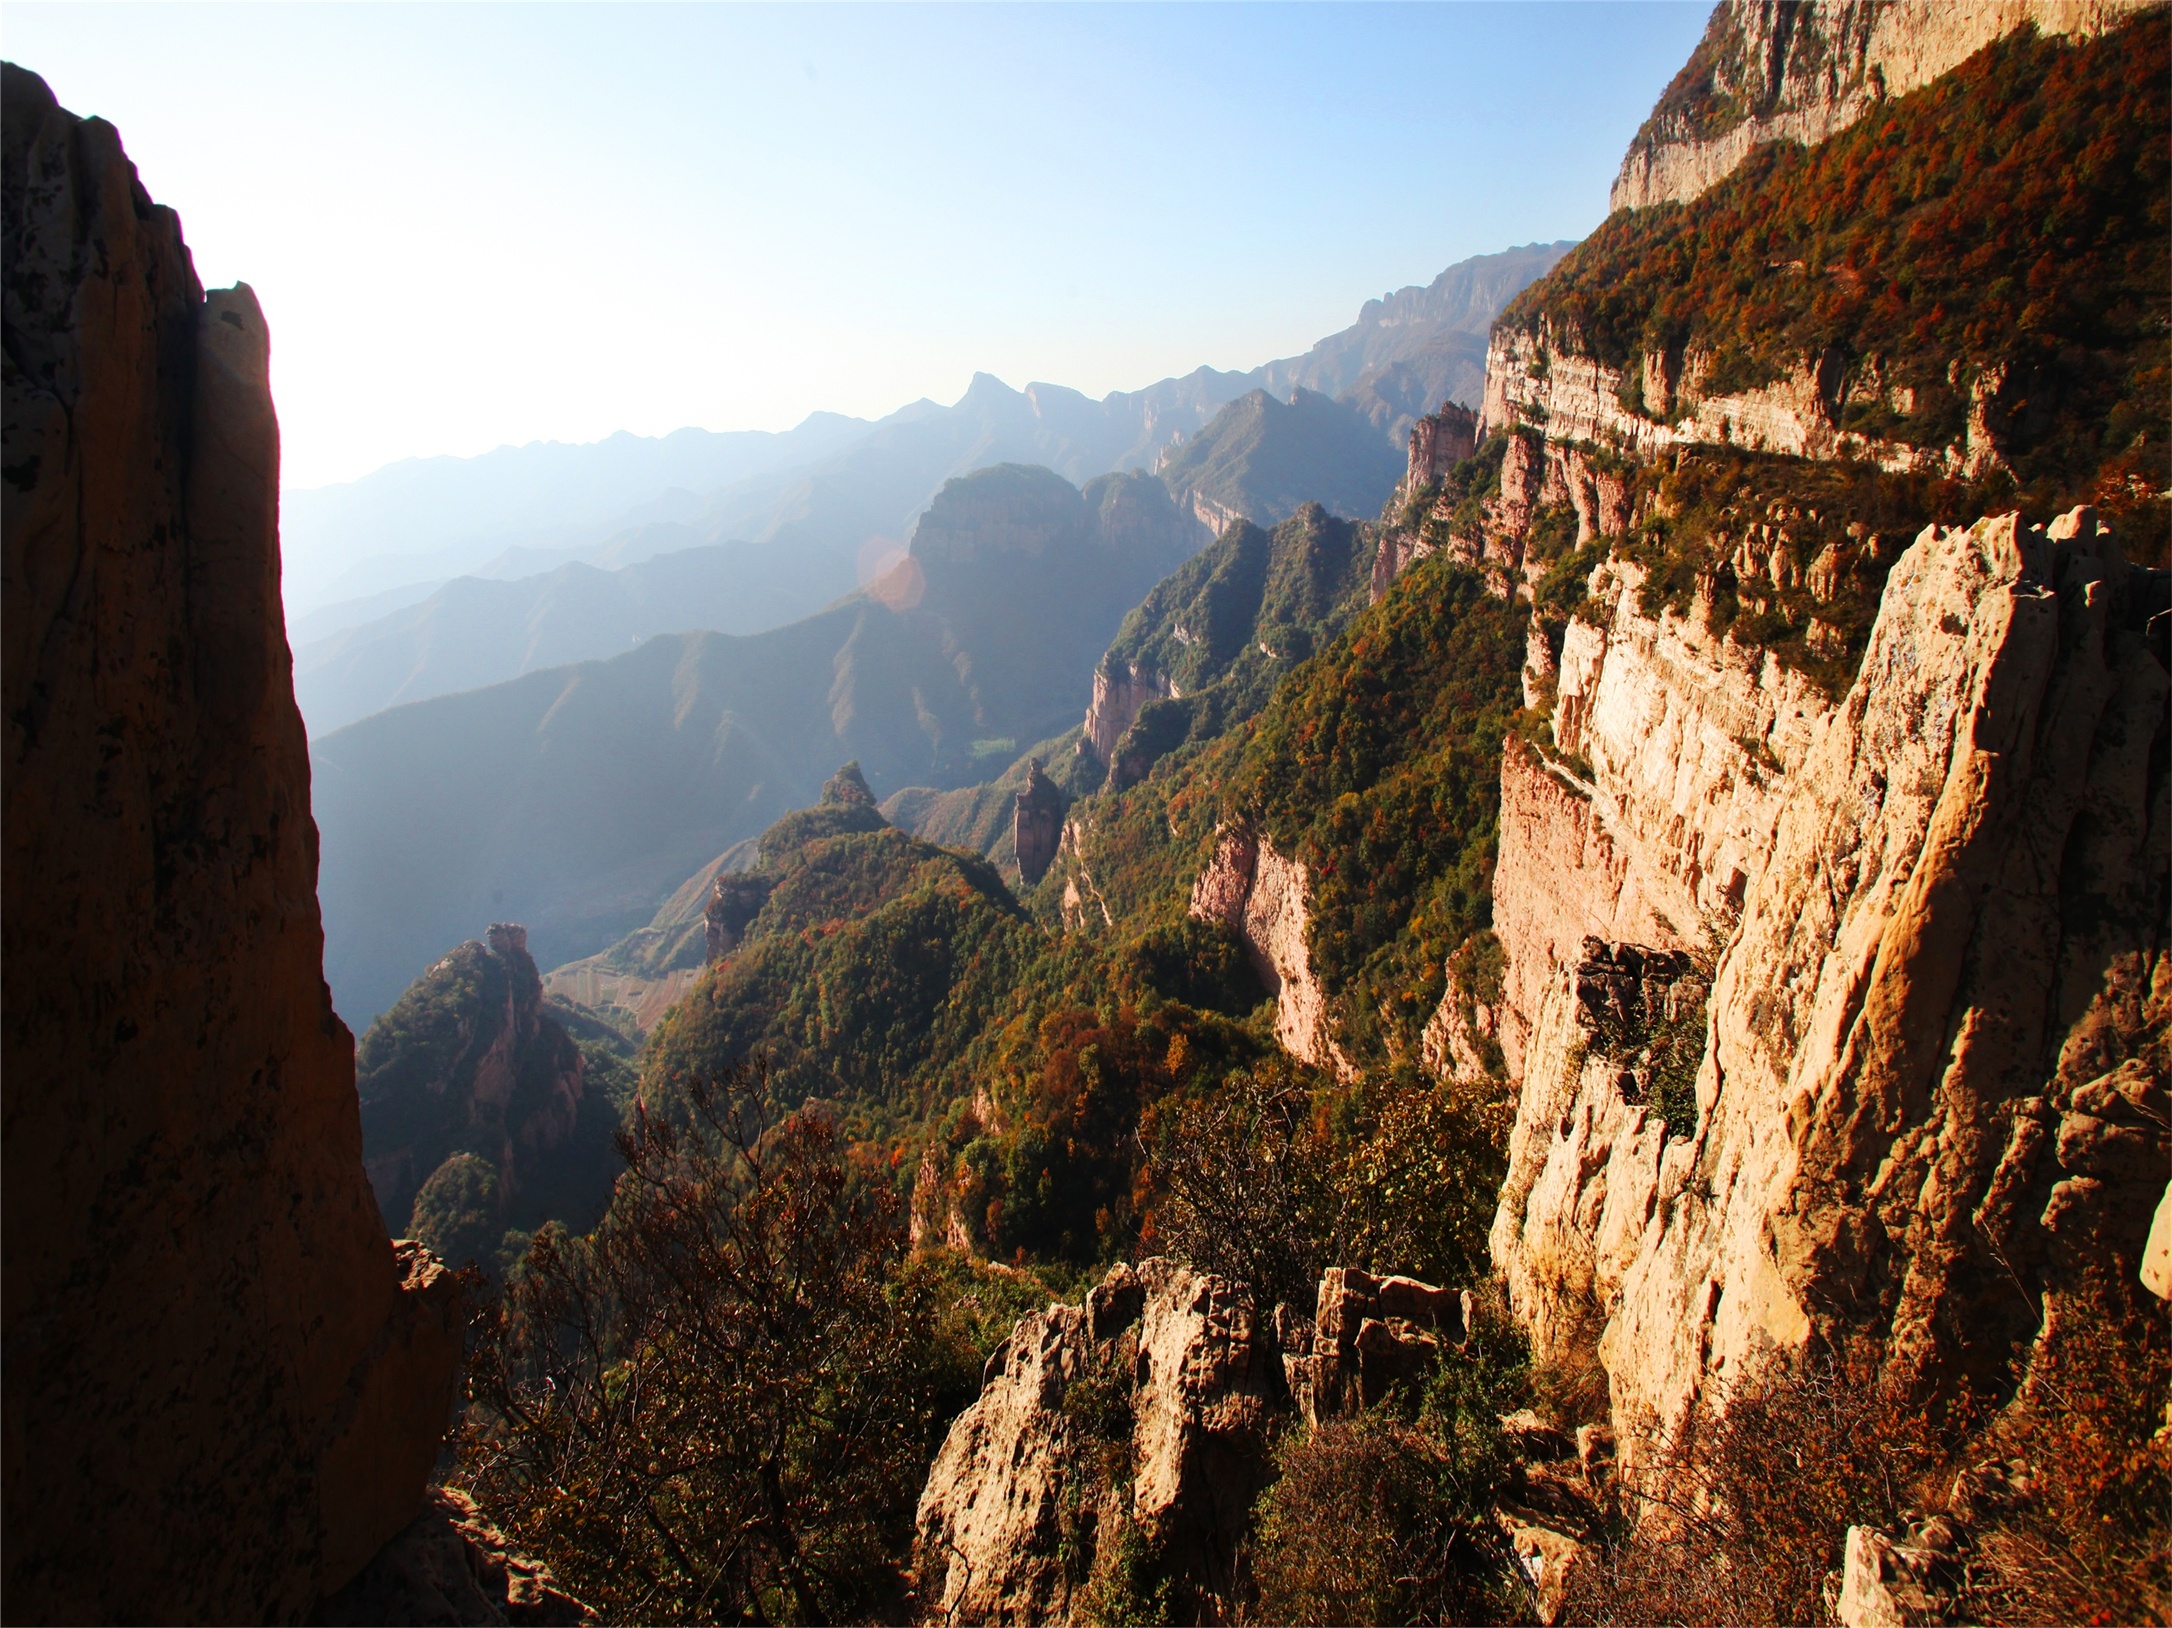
xmin=1375 ymin=427 xmax=1639 ymax=605
xmin=1479 ymin=326 xmax=1973 ymax=478
xmin=1610 ymin=0 xmax=2148 ymax=213
xmin=1188 ymin=825 xmax=1351 ymax=1075
xmin=2 ymin=66 xmax=461 ymax=1619
xmin=1491 ymin=510 xmax=2170 ymax=1468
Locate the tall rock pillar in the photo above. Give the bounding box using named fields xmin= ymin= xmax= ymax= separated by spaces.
xmin=2 ymin=65 xmax=461 ymax=1621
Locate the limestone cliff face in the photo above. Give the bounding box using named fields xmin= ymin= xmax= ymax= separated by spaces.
xmin=1402 ymin=400 xmax=1478 ymax=493
xmin=1490 ymin=510 xmax=2169 ymax=1467
xmin=1372 ymin=401 xmax=1481 ymax=601
xmin=1188 ymin=826 xmax=1350 ymax=1075
xmin=1 ymin=65 xmax=461 ymax=1621
xmin=1609 ymin=0 xmax=2146 ymax=213
xmin=1480 ymin=324 xmax=1968 ymax=477
xmin=1084 ymin=657 xmax=1176 ymax=764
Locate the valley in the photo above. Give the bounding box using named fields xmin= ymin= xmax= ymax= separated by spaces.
xmin=5 ymin=4 xmax=2166 ymax=1625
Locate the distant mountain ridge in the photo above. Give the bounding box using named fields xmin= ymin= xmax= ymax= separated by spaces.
xmin=1157 ymin=388 xmax=1407 ymax=534
xmin=284 ymin=242 xmax=1573 ymax=631
xmin=282 ymin=414 xmax=874 ymax=615
xmin=313 ymin=464 xmax=1203 ymax=1024
xmin=288 ymin=243 xmax=1571 ymax=736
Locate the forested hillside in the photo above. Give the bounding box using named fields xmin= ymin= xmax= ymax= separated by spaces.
xmin=446 ymin=11 xmax=2171 ymax=1626
xmin=314 ymin=463 xmax=1200 ymax=1023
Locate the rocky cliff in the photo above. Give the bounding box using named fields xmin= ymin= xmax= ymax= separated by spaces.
xmin=1188 ymin=826 xmax=1351 ymax=1076
xmin=1 ymin=65 xmax=461 ymax=1620
xmin=1012 ymin=758 xmax=1065 ymax=885
xmin=1489 ymin=508 xmax=2168 ymax=1468
xmin=357 ymin=923 xmax=621 ymax=1268
xmin=914 ymin=1259 xmax=1476 ymax=1624
xmin=1610 ymin=0 xmax=2146 ymax=212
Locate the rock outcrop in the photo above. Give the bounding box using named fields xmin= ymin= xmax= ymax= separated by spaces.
xmin=914 ymin=1259 xmax=1284 ymax=1623
xmin=1279 ymin=1267 xmax=1471 ymax=1426
xmin=1835 ymin=1519 xmax=1962 ymax=1628
xmin=1083 ymin=657 xmax=1176 ymax=765
xmin=2 ymin=65 xmax=462 ymax=1619
xmin=1188 ymin=825 xmax=1350 ymax=1075
xmin=1491 ymin=509 xmax=2170 ymax=1467
xmin=916 ymin=1257 xmax=1600 ymax=1623
xmin=703 ymin=871 xmax=772 ymax=962
xmin=1012 ymin=758 xmax=1065 ymax=885
xmin=315 ymin=1487 xmax=594 ymax=1627
xmin=1403 ymin=399 xmax=1478 ymax=492
xmin=358 ymin=921 xmax=619 ymax=1264
xmin=1609 ymin=0 xmax=2148 ymax=213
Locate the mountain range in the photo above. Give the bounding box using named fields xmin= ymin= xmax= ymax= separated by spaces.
xmin=285 ymin=243 xmax=1571 ymax=733
xmin=313 ymin=463 xmax=1202 ymax=1022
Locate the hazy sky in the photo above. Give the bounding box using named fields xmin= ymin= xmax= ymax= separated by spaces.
xmin=6 ymin=3 xmax=1707 ymax=490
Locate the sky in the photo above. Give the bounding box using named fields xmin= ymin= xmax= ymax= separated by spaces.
xmin=4 ymin=3 xmax=1709 ymax=491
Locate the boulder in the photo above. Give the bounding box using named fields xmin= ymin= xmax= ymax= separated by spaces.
xmin=1836 ymin=1521 xmax=1961 ymax=1628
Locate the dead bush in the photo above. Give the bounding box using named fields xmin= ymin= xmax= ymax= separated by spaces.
xmin=1560 ymin=1349 xmax=1961 ymax=1626
xmin=1562 ymin=1276 xmax=2172 ymax=1627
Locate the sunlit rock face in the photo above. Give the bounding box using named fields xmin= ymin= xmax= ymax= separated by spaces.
xmin=1491 ymin=509 xmax=2170 ymax=1470
xmin=1609 ymin=0 xmax=2149 ymax=213
xmin=2 ymin=64 xmax=460 ymax=1620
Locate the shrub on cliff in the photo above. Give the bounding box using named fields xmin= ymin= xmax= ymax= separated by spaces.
xmin=1147 ymin=1061 xmax=1513 ymax=1307
xmin=1504 ymin=14 xmax=2171 ymax=553
xmin=1251 ymin=1299 xmax=1533 ymax=1625
xmin=1560 ymin=1277 xmax=2172 ymax=1626
xmin=407 ymin=1152 xmax=503 ymax=1274
xmin=458 ymin=1076 xmax=948 ymax=1624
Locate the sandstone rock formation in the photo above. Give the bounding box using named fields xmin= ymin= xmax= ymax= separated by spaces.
xmin=1279 ymin=1266 xmax=1471 ymax=1426
xmin=1188 ymin=825 xmax=1351 ymax=1074
xmin=1610 ymin=0 xmax=2147 ymax=213
xmin=1491 ymin=509 xmax=2169 ymax=1467
xmin=315 ymin=1487 xmax=594 ymax=1627
xmin=1371 ymin=400 xmax=1479 ymax=601
xmin=1012 ymin=757 xmax=1064 ymax=885
xmin=2 ymin=65 xmax=462 ymax=1619
xmin=1403 ymin=400 xmax=1478 ymax=492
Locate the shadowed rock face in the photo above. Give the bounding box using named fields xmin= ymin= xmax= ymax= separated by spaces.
xmin=2 ymin=64 xmax=460 ymax=1621
xmin=1012 ymin=758 xmax=1064 ymax=885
